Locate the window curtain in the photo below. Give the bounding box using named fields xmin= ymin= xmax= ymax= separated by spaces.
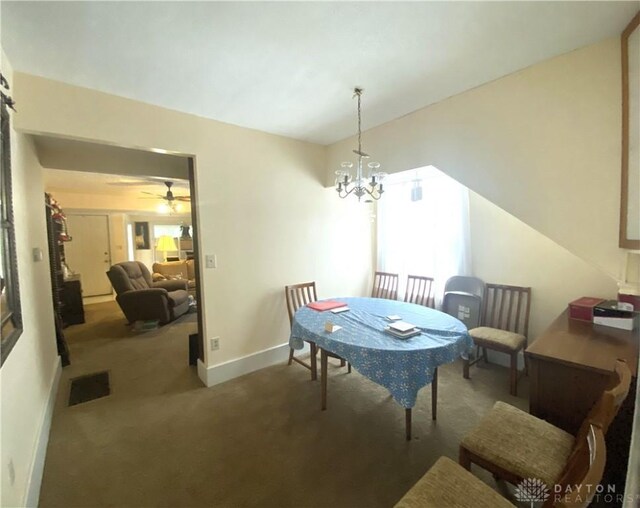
xmin=376 ymin=166 xmax=471 ymax=306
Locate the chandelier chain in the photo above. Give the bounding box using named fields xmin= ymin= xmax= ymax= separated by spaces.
xmin=357 ymin=89 xmax=362 ymax=155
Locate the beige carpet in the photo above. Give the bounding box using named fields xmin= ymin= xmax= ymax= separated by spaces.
xmin=64 ymin=301 xmax=150 ymax=343
xmin=40 ymin=302 xmax=528 ymax=508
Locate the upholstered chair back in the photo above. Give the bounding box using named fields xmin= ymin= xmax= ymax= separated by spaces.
xmin=106 ymin=261 xmax=152 ymax=294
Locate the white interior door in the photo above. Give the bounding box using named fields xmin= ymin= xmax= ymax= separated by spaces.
xmin=65 ymin=214 xmax=113 ymax=297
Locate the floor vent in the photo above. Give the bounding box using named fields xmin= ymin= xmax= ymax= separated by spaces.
xmin=68 ymin=371 xmax=111 ymax=406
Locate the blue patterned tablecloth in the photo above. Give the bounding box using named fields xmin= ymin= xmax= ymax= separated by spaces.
xmin=290 ymin=297 xmax=472 ymax=408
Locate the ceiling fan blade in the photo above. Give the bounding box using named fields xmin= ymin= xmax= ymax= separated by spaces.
xmin=141 ymin=191 xmax=164 ymax=197
xmin=108 ymin=181 xmax=152 ymax=186
xmin=175 ymin=196 xmax=191 ymax=202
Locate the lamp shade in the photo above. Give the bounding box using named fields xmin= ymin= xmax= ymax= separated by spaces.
xmin=156 ymin=235 xmax=177 ymax=252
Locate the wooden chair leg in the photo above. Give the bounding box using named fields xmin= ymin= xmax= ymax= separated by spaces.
xmin=310 ymin=342 xmax=318 ymax=381
xmin=340 ymin=358 xmax=346 ymax=367
xmin=321 ymin=349 xmax=328 ymax=410
xmin=347 ymin=362 xmax=352 ymax=373
xmin=463 ymin=357 xmax=470 ymax=379
xmin=483 ymin=347 xmax=489 ymax=364
xmin=288 ymin=347 xmax=294 ymax=365
xmin=432 ymin=367 xmax=438 ymax=420
xmin=405 ymin=408 xmax=412 ymax=441
xmin=510 ymin=352 xmax=518 ymax=396
xmin=459 ymin=446 xmax=471 ymax=470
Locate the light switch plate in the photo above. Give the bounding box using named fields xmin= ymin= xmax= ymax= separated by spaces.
xmin=32 ymin=248 xmax=44 ymax=262
xmin=205 ymin=254 xmax=217 ymax=269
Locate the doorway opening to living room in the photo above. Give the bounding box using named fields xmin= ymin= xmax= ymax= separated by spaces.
xmin=37 ymin=135 xmax=204 ymax=390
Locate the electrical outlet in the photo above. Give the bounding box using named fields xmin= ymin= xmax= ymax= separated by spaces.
xmin=210 ymin=337 xmax=220 ymax=351
xmin=8 ymin=459 xmax=15 ymax=486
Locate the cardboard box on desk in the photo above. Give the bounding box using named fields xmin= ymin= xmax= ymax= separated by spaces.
xmin=568 ymin=297 xmax=605 ymax=322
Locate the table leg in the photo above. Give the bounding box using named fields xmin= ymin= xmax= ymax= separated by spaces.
xmin=432 ymin=367 xmax=438 ymax=420
xmin=405 ymin=408 xmax=412 ymax=441
xmin=310 ymin=342 xmax=318 ymax=381
xmin=321 ymin=348 xmax=328 ymax=411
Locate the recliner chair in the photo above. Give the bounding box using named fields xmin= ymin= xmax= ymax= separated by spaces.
xmin=106 ymin=261 xmax=190 ymax=324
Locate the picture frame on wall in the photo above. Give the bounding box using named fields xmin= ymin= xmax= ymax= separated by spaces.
xmin=134 ymin=222 xmax=150 ymax=250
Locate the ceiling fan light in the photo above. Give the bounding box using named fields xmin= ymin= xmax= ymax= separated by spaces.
xmin=157 ymin=202 xmax=170 ymax=214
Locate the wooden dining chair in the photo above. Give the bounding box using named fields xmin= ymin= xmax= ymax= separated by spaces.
xmin=462 ymin=283 xmax=531 ymax=395
xmin=458 ymin=359 xmax=630 ymax=491
xmin=404 ymin=275 xmax=435 ymax=308
xmin=285 ymin=281 xmax=350 ymax=381
xmin=372 ymin=271 xmax=399 ymax=300
xmin=285 ymin=282 xmax=320 ymax=380
xmin=395 ymin=423 xmax=606 ymax=508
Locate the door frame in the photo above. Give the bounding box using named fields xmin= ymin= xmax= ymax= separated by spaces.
xmin=187 ymin=158 xmax=205 ymax=363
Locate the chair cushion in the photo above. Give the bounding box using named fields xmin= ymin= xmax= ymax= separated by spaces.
xmin=394 ymin=456 xmax=513 ymax=508
xmin=167 ymin=289 xmax=190 ymax=308
xmin=186 ymin=259 xmax=196 ymax=280
xmin=469 ymin=327 xmax=526 ymax=351
xmin=460 ymin=401 xmax=574 ymax=487
xmin=153 ymin=261 xmax=189 ymax=280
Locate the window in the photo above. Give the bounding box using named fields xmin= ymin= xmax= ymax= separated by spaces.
xmin=0 ymin=95 xmax=23 ymax=365
xmin=376 ymin=166 xmax=471 ymax=305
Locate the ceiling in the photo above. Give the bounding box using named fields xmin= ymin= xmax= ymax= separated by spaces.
xmin=43 ymin=168 xmax=189 ymax=198
xmin=2 ymin=2 xmax=638 ymax=145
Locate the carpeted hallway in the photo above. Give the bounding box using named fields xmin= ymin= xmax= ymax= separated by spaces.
xmin=39 ymin=301 xmax=528 ymax=508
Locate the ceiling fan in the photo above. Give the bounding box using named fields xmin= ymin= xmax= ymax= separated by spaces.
xmin=141 ymin=181 xmax=190 ymax=202
xmin=140 ymin=181 xmax=190 ymax=213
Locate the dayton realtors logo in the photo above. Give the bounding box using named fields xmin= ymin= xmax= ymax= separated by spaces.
xmin=515 ymin=478 xmax=621 ymax=506
xmin=514 ymin=478 xmax=550 ymax=507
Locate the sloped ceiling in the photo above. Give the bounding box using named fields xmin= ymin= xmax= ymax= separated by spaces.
xmin=2 ymin=1 xmax=637 ymax=144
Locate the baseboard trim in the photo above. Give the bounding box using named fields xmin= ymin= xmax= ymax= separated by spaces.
xmin=197 ymin=342 xmax=309 ymax=387
xmin=25 ymin=356 xmax=62 ymax=508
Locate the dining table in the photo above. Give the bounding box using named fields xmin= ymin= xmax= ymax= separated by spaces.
xmin=289 ymin=296 xmax=472 ymax=440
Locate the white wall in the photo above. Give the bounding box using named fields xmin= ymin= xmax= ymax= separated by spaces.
xmin=13 ymin=72 xmax=373 ymax=369
xmin=468 ymin=191 xmax=618 ymax=341
xmin=327 ymin=37 xmax=627 ymax=282
xmin=0 ymin=53 xmax=60 ymax=508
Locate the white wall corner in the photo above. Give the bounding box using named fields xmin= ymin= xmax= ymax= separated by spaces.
xmin=25 ymin=356 xmax=62 ymax=508
xmin=198 ymin=342 xmax=309 ymax=387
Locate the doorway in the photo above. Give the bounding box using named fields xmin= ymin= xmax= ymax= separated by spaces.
xmin=37 ymin=135 xmax=205 ymax=373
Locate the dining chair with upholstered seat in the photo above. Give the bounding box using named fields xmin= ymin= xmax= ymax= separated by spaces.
xmin=395 ymin=422 xmax=607 ymax=508
xmin=285 ymin=281 xmax=349 ymax=380
xmin=463 ymin=283 xmax=531 ymax=395
xmin=372 ymin=271 xmax=399 ymax=300
xmin=458 ymin=359 xmax=631 ymax=492
xmin=404 ymin=275 xmax=435 ymax=308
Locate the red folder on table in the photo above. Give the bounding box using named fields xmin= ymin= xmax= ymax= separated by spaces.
xmin=307 ymin=300 xmax=347 ymax=312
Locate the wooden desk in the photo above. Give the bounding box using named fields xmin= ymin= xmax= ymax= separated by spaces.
xmin=526 ymin=310 xmax=638 ymax=501
xmin=526 ymin=309 xmax=637 ymax=432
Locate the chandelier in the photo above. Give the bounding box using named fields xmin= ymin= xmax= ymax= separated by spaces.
xmin=335 ymin=88 xmax=386 ymax=201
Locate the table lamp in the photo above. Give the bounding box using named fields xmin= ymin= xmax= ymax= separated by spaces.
xmin=156 ymin=235 xmax=178 ymax=262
